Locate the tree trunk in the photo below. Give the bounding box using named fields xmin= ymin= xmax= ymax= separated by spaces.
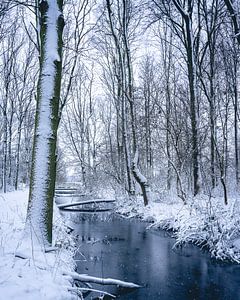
xmin=26 ymin=0 xmax=64 ymax=247
xmin=122 ymin=0 xmax=150 ymax=204
xmin=234 ymin=61 xmax=239 ymax=185
xmin=2 ymin=109 xmax=7 ymax=193
xmin=185 ymin=16 xmax=200 ymax=196
xmin=7 ymin=109 xmax=13 ymax=187
xmin=15 ymin=123 xmax=22 ymax=190
xmin=132 ymin=150 xmax=150 ymax=206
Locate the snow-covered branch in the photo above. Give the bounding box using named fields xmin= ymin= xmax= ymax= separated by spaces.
xmin=63 ymin=271 xmax=141 ymax=288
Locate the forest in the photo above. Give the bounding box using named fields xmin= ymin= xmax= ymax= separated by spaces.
xmin=1 ymin=0 xmax=240 ymax=299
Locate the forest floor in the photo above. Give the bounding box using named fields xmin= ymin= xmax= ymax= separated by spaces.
xmin=116 ymin=191 xmax=240 ymax=263
xmin=0 ymin=189 xmax=76 ymax=300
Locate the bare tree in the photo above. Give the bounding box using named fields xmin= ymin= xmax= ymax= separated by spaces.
xmin=151 ymin=0 xmax=200 ymax=196
xmin=106 ymin=0 xmax=150 ymax=205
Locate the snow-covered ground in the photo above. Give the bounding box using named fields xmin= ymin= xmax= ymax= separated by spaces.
xmin=0 ymin=190 xmax=76 ymax=300
xmin=116 ymin=192 xmax=240 ymax=263
xmin=2 ymin=188 xmax=240 ymax=299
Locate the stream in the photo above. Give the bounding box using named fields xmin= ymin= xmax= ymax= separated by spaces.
xmin=72 ymin=214 xmax=240 ymax=300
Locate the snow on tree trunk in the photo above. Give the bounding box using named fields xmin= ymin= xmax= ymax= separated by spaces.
xmin=25 ymin=0 xmax=64 ymax=248
xmin=132 ymin=149 xmax=150 ymax=206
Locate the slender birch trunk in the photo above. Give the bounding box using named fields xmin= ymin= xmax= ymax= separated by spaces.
xmin=26 ymin=0 xmax=64 ymax=247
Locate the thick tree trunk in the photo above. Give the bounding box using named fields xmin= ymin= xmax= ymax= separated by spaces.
xmin=185 ymin=17 xmax=200 ymax=196
xmin=26 ymin=0 xmax=64 ymax=247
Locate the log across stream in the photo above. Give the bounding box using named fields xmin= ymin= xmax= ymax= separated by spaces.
xmin=71 ymin=214 xmax=240 ymax=300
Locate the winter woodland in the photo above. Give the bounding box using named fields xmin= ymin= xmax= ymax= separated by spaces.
xmin=1 ymin=0 xmax=240 ymax=299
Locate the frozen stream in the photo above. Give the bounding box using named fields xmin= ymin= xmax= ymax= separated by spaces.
xmin=73 ymin=214 xmax=240 ymax=299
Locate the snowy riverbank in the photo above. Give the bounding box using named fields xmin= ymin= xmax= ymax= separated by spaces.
xmin=2 ymin=189 xmax=240 ymax=299
xmin=116 ymin=193 xmax=240 ymax=263
xmin=0 ymin=190 xmax=76 ymax=300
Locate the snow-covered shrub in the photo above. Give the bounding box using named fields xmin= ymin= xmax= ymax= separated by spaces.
xmin=117 ymin=193 xmax=240 ymax=262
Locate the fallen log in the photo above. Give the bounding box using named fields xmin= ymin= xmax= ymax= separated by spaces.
xmin=59 ymin=208 xmax=113 ymax=212
xmin=55 ymin=190 xmax=80 ymax=195
xmin=55 ymin=193 xmax=88 ymax=198
xmin=57 ymin=199 xmax=116 ymax=209
xmin=55 ymin=188 xmax=79 ymax=191
xmin=63 ymin=271 xmax=141 ymax=288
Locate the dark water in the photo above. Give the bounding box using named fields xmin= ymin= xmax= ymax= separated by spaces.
xmin=73 ymin=214 xmax=240 ymax=300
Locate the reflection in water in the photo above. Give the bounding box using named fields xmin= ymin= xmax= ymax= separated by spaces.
xmin=73 ymin=214 xmax=240 ymax=299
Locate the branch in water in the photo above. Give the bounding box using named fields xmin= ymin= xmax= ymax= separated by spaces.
xmin=63 ymin=271 xmax=141 ymax=288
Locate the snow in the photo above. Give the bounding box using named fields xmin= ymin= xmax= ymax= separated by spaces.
xmin=233 ymin=238 xmax=240 ymax=248
xmin=0 ymin=190 xmax=76 ymax=300
xmin=116 ymin=193 xmax=240 ymax=263
xmin=2 ymin=187 xmax=240 ymax=299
